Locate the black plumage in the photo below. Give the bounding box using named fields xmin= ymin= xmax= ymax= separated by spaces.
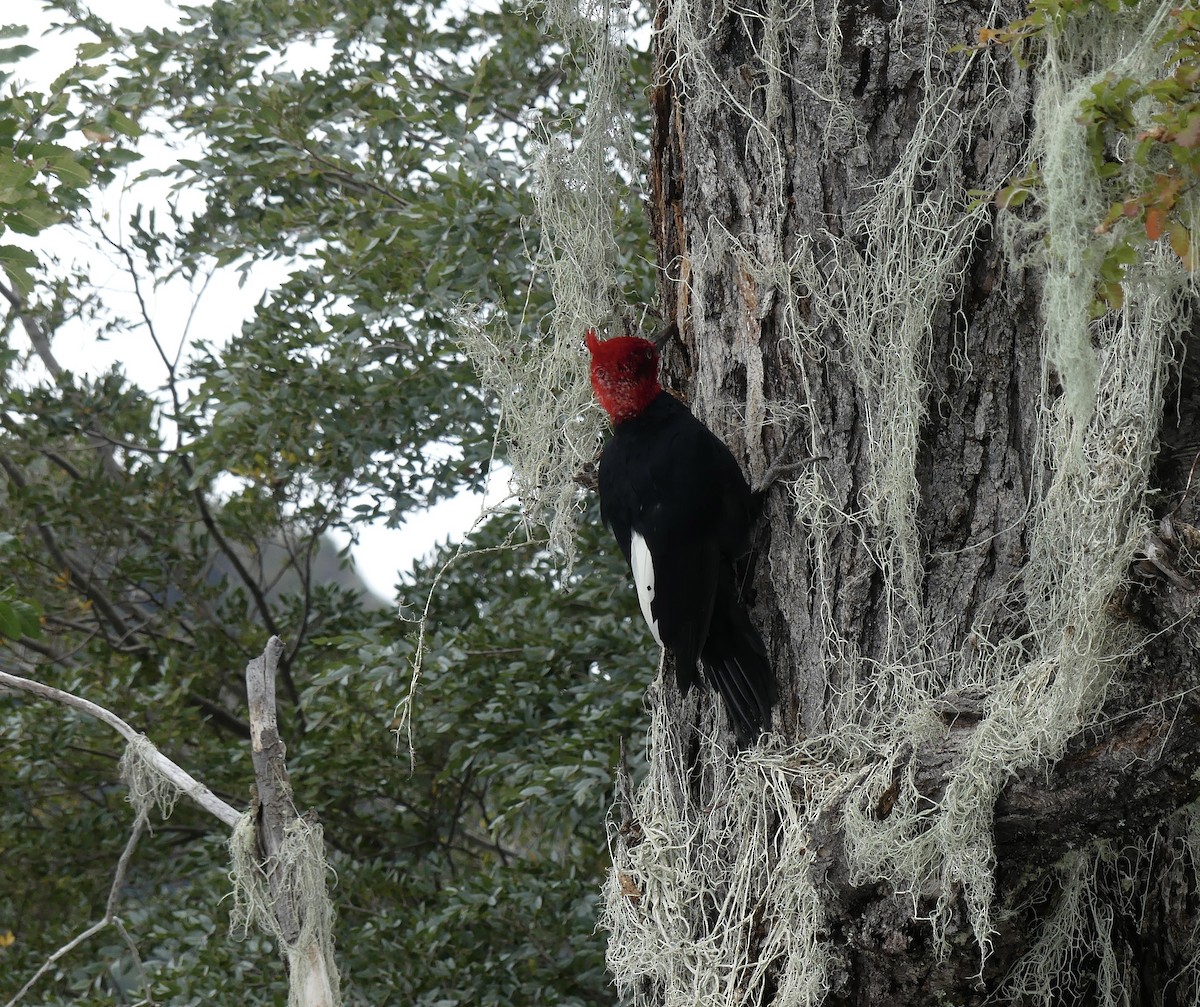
xmin=594 ymin=367 xmax=776 ymax=740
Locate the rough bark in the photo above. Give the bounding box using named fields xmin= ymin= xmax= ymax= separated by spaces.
xmin=643 ymin=0 xmax=1200 ymax=1002
xmin=245 ymin=637 xmax=339 ymax=1007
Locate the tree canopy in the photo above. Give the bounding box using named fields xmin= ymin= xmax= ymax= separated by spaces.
xmin=1 ymin=1 xmax=652 ymax=1003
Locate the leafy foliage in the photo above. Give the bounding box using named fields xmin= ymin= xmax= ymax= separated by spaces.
xmin=978 ymin=0 xmax=1199 ymax=308
xmin=0 ymin=23 xmax=102 ymax=292
xmin=1084 ymin=7 xmax=1200 ymax=269
xmin=0 ymin=1 xmax=653 ymax=1003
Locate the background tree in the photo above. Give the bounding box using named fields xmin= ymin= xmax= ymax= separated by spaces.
xmin=1 ymin=2 xmax=652 ymax=1004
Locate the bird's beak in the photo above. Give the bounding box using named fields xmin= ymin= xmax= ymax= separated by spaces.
xmin=649 ymin=320 xmax=679 ymax=349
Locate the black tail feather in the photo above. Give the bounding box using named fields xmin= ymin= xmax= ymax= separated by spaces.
xmin=701 ymin=600 xmax=776 ymax=742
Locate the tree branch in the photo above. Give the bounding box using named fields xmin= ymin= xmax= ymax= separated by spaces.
xmin=994 ymin=689 xmax=1200 ymax=864
xmin=3 ymin=815 xmax=153 ymax=1007
xmin=0 ymin=452 xmax=148 ymax=652
xmin=92 ymin=225 xmax=295 ymax=696
xmin=0 ymin=270 xmax=125 ymax=481
xmin=0 ymin=667 xmax=241 ymax=827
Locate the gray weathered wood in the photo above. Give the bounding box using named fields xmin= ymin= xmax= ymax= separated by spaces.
xmin=246 ymin=637 xmax=338 ymax=1007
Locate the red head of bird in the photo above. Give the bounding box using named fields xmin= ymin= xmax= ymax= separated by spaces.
xmin=585 ymin=329 xmax=663 ymax=425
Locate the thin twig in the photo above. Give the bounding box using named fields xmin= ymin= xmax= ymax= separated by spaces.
xmin=0 ymin=269 xmax=125 ymax=480
xmin=4 ymin=814 xmax=155 ymax=1007
xmin=94 ymin=228 xmax=293 ymax=697
xmin=0 ymin=452 xmax=147 ymax=651
xmin=3 ymin=920 xmax=109 ymax=1007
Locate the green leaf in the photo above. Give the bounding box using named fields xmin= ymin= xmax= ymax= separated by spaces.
xmin=0 ymin=243 xmax=38 ymax=270
xmin=0 ymin=160 xmax=38 ymax=201
xmin=105 ymin=109 xmax=143 ymax=137
xmin=44 ymin=152 xmax=92 ymax=188
xmin=10 ymin=200 xmax=63 ymax=234
xmin=0 ymin=600 xmax=22 ymax=639
xmin=16 ymin=602 xmax=42 ymax=639
xmin=77 ymin=39 xmax=113 ymax=60
xmin=0 ymin=44 xmax=36 ymax=65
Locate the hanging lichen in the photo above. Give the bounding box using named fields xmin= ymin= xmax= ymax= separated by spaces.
xmin=458 ymin=0 xmax=1200 ymax=1003
xmin=457 ymin=0 xmax=641 ymax=568
xmin=229 ymin=812 xmax=340 ymax=1007
xmin=596 ymin=0 xmax=1199 ymax=1003
xmin=120 ymin=733 xmax=183 ymax=821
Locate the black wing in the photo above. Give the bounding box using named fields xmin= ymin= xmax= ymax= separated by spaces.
xmin=599 ymin=393 xmax=757 ymax=702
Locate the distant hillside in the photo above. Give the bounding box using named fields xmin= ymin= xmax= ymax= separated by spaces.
xmin=213 ymin=532 xmax=390 ymax=611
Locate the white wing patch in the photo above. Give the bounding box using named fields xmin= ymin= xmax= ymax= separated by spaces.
xmin=630 ymin=530 xmax=662 ymax=647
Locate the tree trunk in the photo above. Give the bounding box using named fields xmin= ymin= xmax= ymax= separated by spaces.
xmin=605 ymin=0 xmax=1200 ymax=1003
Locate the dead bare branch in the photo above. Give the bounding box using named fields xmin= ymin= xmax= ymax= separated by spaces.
xmin=0 ymin=667 xmax=241 ymax=827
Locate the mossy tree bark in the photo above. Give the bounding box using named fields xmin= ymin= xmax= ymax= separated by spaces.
xmin=634 ymin=0 xmax=1200 ymax=1002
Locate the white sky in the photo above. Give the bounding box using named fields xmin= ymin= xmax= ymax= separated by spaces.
xmin=7 ymin=0 xmax=511 ymax=601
